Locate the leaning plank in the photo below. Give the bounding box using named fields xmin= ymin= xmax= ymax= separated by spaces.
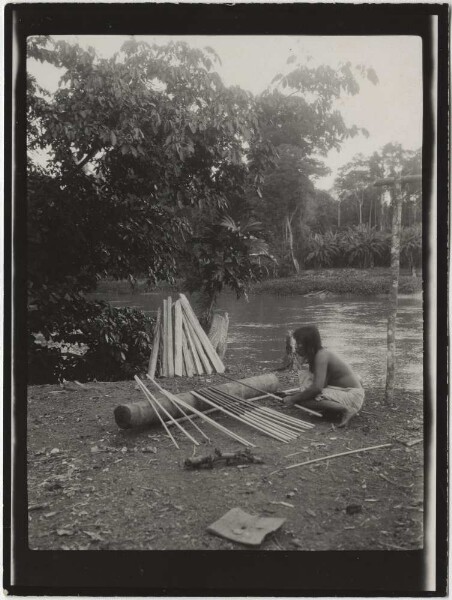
xmin=179 ymin=293 xmax=225 ymax=373
xmin=173 ymin=300 xmax=183 ymax=377
xmin=181 ymin=330 xmax=194 ymax=377
xmin=161 ymin=300 xmax=168 ymax=377
xmin=182 ymin=315 xmax=203 ymax=375
xmin=183 ymin=313 xmax=212 ymax=375
xmin=147 ymin=307 xmax=162 ymax=378
xmin=167 ymin=296 xmax=174 ymax=377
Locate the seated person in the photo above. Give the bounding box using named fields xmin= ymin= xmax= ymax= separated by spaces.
xmin=281 ymin=325 xmax=364 ymax=427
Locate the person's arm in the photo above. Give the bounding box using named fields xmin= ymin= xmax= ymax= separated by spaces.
xmin=286 ymin=350 xmax=328 ymax=406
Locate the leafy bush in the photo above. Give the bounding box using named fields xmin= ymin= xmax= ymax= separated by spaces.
xmin=305 ymin=232 xmax=340 ymax=268
xmin=28 ymin=294 xmax=154 ymax=384
xmin=341 ymin=226 xmax=389 ymax=268
xmin=401 ymin=225 xmax=422 ymax=271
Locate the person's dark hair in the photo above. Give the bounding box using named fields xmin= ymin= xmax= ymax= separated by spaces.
xmin=292 ymin=325 xmax=323 ymax=372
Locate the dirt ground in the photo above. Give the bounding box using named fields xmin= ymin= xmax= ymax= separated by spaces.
xmin=27 ymin=366 xmax=424 ymax=551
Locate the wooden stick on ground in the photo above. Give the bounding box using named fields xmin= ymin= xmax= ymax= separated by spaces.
xmin=195 ymin=390 xmax=291 ymax=443
xmin=134 ymin=375 xmax=179 ymax=448
xmin=216 ymin=372 xmax=322 ymax=418
xmin=146 ymin=375 xmax=210 ymax=442
xmin=147 ymin=307 xmax=162 ymax=378
xmin=148 ymin=378 xmax=255 ymax=447
xmin=281 ymin=443 xmax=392 ymax=473
xmin=201 ymin=389 xmax=296 ymax=441
xmin=135 ymin=376 xmax=199 ymax=446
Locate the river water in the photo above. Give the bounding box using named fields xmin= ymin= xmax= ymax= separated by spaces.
xmin=89 ymin=290 xmax=424 ymax=392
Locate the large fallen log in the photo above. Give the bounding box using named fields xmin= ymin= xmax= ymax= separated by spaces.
xmin=114 ymin=373 xmax=279 ymax=429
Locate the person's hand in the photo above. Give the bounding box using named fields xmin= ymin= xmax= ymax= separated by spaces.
xmin=273 ymin=391 xmax=288 ymax=399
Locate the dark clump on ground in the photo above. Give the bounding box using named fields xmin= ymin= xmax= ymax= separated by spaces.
xmin=27 ymin=366 xmax=423 ymax=551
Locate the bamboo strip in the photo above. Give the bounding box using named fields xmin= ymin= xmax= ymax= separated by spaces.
xmin=183 ymin=312 xmax=212 ymax=375
xmin=179 ymin=294 xmax=225 ymax=373
xmin=173 ymin=300 xmax=183 ymax=376
xmin=164 ymin=394 xmax=270 ymax=427
xmin=167 ymin=296 xmax=174 ymax=377
xmin=149 ymin=379 xmax=254 ymax=447
xmin=147 ymin=307 xmax=161 ymax=378
xmin=146 ymin=375 xmax=210 ymax=442
xmin=216 ymin=372 xmax=322 ymax=418
xmin=181 ymin=329 xmax=195 ymax=377
xmin=284 ymin=443 xmax=392 ymax=471
xmin=195 ymin=390 xmax=290 ymax=443
xmin=182 ymin=315 xmax=203 ymax=375
xmin=201 ymin=390 xmax=296 ymax=440
xmin=137 ymin=377 xmax=199 ymax=446
xmin=203 ymin=390 xmax=298 ymax=440
xmin=293 ymin=405 xmax=324 ymax=418
xmin=134 ymin=375 xmax=179 ymax=448
xmin=161 ymin=300 xmax=168 ymax=377
xmin=210 ymin=388 xmax=313 ymax=430
xmin=158 ymin=320 xmax=164 ymax=376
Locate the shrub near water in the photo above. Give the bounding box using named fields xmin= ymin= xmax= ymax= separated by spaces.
xmin=28 ymin=295 xmax=154 ymax=384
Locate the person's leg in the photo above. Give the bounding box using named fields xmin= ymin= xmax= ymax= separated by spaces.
xmin=295 ymin=397 xmax=354 ymax=426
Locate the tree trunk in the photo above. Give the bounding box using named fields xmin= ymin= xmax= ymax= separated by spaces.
xmin=207 ymin=311 xmax=229 ymax=360
xmin=338 ymin=201 xmax=341 ymax=228
xmin=368 ymin=195 xmax=373 ymax=230
xmin=285 ymin=214 xmax=300 ymax=274
xmin=385 ymin=181 xmax=402 ymax=402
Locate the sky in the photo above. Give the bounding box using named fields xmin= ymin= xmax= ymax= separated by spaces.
xmin=28 ymin=35 xmax=423 ymax=191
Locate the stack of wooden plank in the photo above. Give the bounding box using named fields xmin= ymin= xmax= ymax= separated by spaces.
xmin=148 ymin=293 xmax=225 ymax=378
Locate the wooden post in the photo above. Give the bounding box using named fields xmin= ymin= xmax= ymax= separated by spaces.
xmin=173 ymin=300 xmax=183 ymax=376
xmin=147 ymin=307 xmax=161 ymax=378
xmin=161 ymin=300 xmax=168 ymax=377
xmin=167 ymin=296 xmax=174 ymax=377
xmin=374 ymin=173 xmax=421 ymax=402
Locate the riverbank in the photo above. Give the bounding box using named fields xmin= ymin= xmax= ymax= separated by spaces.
xmin=94 ymin=268 xmax=422 ymax=298
xmin=27 ymin=365 xmax=423 ymax=552
xmin=251 ymin=268 xmax=422 ymax=296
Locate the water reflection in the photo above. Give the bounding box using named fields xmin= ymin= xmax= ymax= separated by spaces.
xmin=89 ymin=290 xmax=423 ymax=392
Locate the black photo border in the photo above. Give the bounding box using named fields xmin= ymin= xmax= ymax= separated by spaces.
xmin=4 ymin=2 xmax=449 ymax=595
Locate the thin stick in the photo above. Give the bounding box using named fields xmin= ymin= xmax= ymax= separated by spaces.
xmin=293 ymin=404 xmax=323 ymax=418
xmin=210 ymin=388 xmax=313 ymax=430
xmin=206 ymin=390 xmax=300 ymax=438
xmin=163 ymin=393 xmax=270 ymax=427
xmin=135 ymin=376 xmax=199 ymax=446
xmin=216 ymin=372 xmax=322 ymax=418
xmin=284 ymin=443 xmax=392 ymax=471
xmin=201 ymin=390 xmax=296 ymax=440
xmin=134 ymin=376 xmax=179 ymax=449
xmin=195 ymin=390 xmax=290 ymax=443
xmin=146 ymin=375 xmax=210 ymax=442
xmin=167 ymin=296 xmax=174 ymax=377
xmin=149 ymin=378 xmax=254 ymax=447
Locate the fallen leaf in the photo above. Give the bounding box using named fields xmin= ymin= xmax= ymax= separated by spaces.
xmin=50 ymin=448 xmax=60 ymax=455
xmin=57 ymin=528 xmax=74 ymax=536
xmin=306 ymin=509 xmax=316 ymax=517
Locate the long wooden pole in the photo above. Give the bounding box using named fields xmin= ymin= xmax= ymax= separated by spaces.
xmin=194 ymin=390 xmax=290 ymax=443
xmin=374 ymin=173 xmax=421 ymax=402
xmin=148 ymin=378 xmax=255 ymax=447
xmin=202 ymin=390 xmax=297 ymax=440
xmin=210 ymin=388 xmax=312 ymax=432
xmin=283 ymin=443 xmax=392 ymax=471
xmin=135 ymin=376 xmax=199 ymax=446
xmin=147 ymin=307 xmax=161 ymax=378
xmin=167 ymin=296 xmax=174 ymax=377
xmin=215 ymin=373 xmax=321 ymax=420
xmin=134 ymin=375 xmax=179 ymax=449
xmin=146 ymin=375 xmax=210 ymax=442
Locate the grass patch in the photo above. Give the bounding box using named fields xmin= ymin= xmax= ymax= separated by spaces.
xmin=252 ymin=268 xmax=423 ymax=296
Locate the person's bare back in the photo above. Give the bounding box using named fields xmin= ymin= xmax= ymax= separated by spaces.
xmin=323 ymin=349 xmax=362 ymax=389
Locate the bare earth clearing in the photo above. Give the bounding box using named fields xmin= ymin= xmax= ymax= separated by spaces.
xmin=28 ymin=366 xmax=423 ymax=551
